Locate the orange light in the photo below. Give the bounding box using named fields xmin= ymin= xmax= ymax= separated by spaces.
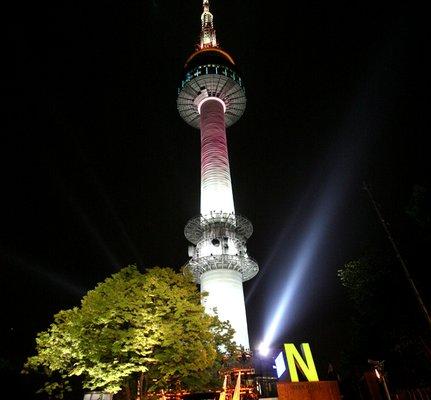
xmin=185 ymin=47 xmax=235 ymax=67
xmin=375 ymin=369 xmax=381 ymax=379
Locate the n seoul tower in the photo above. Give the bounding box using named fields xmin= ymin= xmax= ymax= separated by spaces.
xmin=177 ymin=0 xmax=258 ymax=349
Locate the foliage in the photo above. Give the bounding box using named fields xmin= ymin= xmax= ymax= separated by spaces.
xmin=337 ymin=257 xmax=389 ymax=311
xmin=23 ymin=266 xmax=237 ymax=399
xmin=337 ymin=255 xmax=431 ymax=390
xmin=405 ymin=185 xmax=431 ymax=230
xmin=336 ymin=185 xmax=431 ymax=395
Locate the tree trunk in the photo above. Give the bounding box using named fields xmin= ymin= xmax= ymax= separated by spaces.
xmin=136 ymin=372 xmax=144 ymax=400
xmin=125 ymin=384 xmax=131 ymax=400
xmin=143 ymin=372 xmax=149 ymax=399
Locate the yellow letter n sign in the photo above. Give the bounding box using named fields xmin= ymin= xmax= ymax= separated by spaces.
xmin=284 ymin=343 xmax=319 ymax=382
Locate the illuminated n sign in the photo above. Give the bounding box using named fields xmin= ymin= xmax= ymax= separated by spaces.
xmin=284 ymin=343 xmax=319 ymax=382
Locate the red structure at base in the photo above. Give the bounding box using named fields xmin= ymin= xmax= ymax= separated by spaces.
xmin=277 ymin=381 xmax=341 ymax=400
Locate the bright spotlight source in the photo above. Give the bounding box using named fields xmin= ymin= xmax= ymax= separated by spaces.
xmin=258 ymin=342 xmax=270 ymax=356
xmin=258 ymin=179 xmax=338 ymax=356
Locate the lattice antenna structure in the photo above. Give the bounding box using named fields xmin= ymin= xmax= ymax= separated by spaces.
xmin=200 ymin=0 xmax=218 ymax=49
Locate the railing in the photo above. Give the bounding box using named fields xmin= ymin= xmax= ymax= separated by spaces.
xmin=178 ymin=64 xmax=244 ymax=94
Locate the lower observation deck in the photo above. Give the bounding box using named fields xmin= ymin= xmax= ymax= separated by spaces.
xmin=184 ymin=213 xmax=253 ymax=245
xmin=185 ymin=254 xmax=259 ymax=283
xmin=177 ymin=64 xmax=246 ymax=129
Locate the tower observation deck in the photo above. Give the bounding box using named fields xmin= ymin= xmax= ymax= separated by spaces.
xmin=177 ymin=0 xmax=258 ymax=350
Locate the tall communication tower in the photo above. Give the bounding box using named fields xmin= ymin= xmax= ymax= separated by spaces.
xmin=177 ymin=0 xmax=258 ymax=350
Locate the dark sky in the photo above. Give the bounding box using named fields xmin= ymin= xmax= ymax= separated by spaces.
xmin=2 ymin=0 xmax=429 ymax=384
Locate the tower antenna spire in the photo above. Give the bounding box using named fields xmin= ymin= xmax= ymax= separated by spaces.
xmin=199 ymin=0 xmax=218 ymax=49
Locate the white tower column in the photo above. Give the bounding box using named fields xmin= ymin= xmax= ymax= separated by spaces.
xmin=198 ymin=97 xmax=250 ymax=348
xmin=201 ymin=270 xmax=250 ymax=349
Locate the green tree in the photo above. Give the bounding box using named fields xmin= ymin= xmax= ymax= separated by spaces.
xmin=405 ymin=185 xmax=431 ymax=231
xmin=338 ymin=257 xmax=389 ymax=313
xmin=338 ymin=256 xmax=431 ymax=390
xmin=23 ymin=266 xmax=236 ymax=399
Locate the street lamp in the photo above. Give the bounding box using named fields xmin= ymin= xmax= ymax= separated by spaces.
xmin=368 ymin=359 xmax=391 ymax=400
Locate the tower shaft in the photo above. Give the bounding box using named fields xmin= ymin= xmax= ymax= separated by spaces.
xmin=198 ymin=98 xmax=249 ymax=348
xmin=200 ymin=98 xmax=235 ymax=217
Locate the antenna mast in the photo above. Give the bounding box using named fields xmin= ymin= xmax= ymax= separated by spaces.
xmin=199 ymin=0 xmax=218 ymax=49
xmin=363 ymin=182 xmax=431 ymax=331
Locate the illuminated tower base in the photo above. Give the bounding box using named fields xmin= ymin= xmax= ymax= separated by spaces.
xmin=201 ymin=270 xmax=249 ymax=348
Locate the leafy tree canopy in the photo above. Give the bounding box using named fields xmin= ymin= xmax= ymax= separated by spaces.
xmin=23 ymin=266 xmax=237 ymax=399
xmin=338 ymin=256 xmax=431 ymax=390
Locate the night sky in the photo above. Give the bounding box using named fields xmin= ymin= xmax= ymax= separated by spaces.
xmin=3 ymin=0 xmax=429 ymax=392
